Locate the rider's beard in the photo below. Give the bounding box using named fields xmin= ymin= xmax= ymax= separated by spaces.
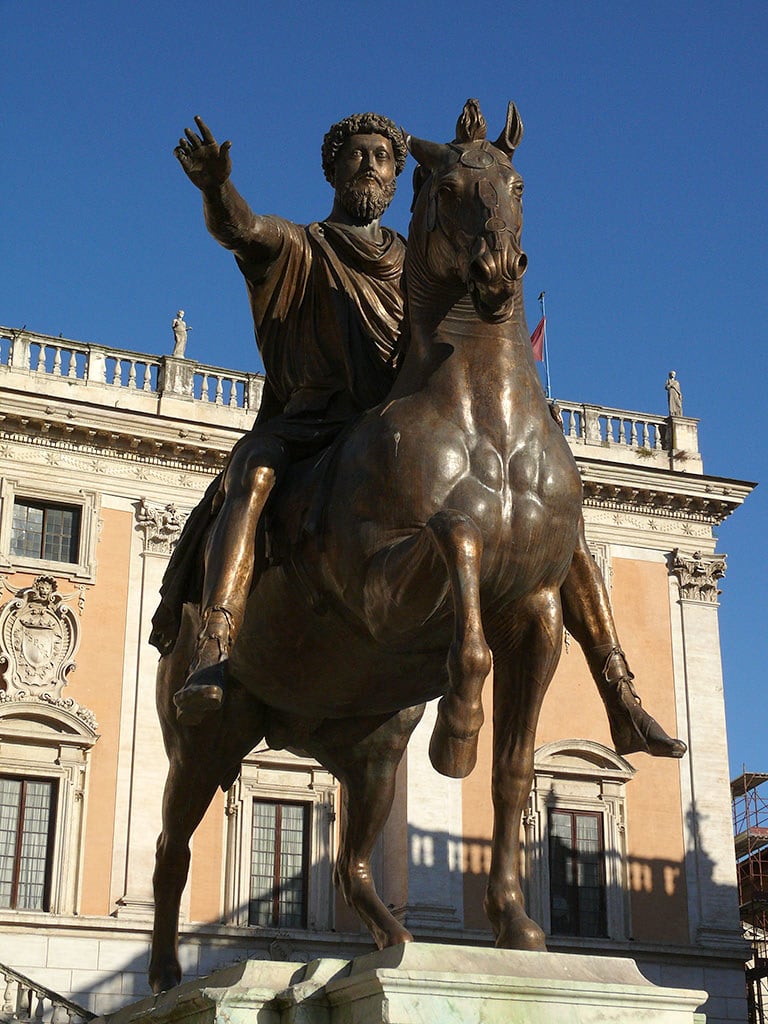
xmin=339 ymin=174 xmax=396 ymax=223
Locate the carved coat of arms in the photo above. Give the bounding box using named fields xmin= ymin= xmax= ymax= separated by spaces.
xmin=0 ymin=576 xmax=81 ymax=696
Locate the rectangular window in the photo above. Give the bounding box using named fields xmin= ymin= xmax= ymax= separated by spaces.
xmin=249 ymin=800 xmax=309 ymax=929
xmin=0 ymin=777 xmax=57 ymax=911
xmin=549 ymin=809 xmax=606 ymax=937
xmin=10 ymin=499 xmax=81 ymax=564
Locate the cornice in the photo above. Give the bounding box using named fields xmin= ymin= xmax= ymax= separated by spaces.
xmin=576 ymin=457 xmax=755 ymax=527
xmin=0 ymin=402 xmax=237 ymax=474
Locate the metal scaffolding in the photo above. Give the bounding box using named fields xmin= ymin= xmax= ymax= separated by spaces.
xmin=732 ymin=771 xmax=768 ymax=1024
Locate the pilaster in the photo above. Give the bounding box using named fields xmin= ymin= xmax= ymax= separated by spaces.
xmin=667 ymin=549 xmax=743 ymax=949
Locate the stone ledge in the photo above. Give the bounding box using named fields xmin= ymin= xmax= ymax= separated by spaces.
xmin=93 ymin=944 xmax=708 ymax=1024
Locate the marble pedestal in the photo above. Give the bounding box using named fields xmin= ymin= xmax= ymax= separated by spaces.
xmin=97 ymin=944 xmax=708 ymax=1024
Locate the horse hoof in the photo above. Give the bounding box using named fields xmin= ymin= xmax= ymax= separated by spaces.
xmin=429 ymin=721 xmax=478 ymax=779
xmin=495 ymin=915 xmax=547 ymax=952
xmin=149 ymin=963 xmax=181 ymax=994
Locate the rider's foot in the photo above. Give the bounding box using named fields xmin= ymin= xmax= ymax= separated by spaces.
xmin=600 ymin=649 xmax=686 ymax=759
xmin=173 ymin=608 xmax=232 ymax=726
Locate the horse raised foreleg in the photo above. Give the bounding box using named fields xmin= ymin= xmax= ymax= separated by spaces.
xmin=484 ymin=588 xmax=564 ymax=951
xmin=363 ymin=510 xmax=491 ymax=779
xmin=307 ymin=707 xmax=424 ymax=949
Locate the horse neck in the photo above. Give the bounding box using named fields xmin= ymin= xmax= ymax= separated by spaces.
xmin=397 ymin=227 xmax=533 ymax=397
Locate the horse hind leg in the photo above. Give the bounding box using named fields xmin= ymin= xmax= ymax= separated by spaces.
xmin=308 ymin=707 xmax=424 ymax=949
xmin=483 ymin=587 xmax=564 ymax=952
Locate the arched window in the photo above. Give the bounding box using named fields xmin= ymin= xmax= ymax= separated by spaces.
xmin=524 ymin=739 xmax=635 ymax=941
xmin=0 ymin=697 xmax=98 ymax=916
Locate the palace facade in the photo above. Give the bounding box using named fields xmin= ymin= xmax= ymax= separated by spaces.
xmin=0 ymin=325 xmax=753 ymax=1023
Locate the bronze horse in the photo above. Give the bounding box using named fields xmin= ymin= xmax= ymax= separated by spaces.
xmin=150 ymin=101 xmax=584 ymax=992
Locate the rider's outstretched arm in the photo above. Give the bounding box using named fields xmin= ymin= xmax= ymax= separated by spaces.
xmin=175 ymin=115 xmax=281 ymax=265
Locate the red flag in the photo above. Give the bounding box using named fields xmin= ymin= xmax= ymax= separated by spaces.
xmin=530 ymin=317 xmax=545 ymax=361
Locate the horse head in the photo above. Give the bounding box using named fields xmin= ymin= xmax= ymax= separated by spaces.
xmin=405 ymin=99 xmax=528 ymax=323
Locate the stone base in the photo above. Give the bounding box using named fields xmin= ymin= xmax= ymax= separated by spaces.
xmin=96 ymin=943 xmax=708 ymax=1024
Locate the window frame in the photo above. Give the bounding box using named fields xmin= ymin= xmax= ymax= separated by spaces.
xmin=524 ymin=739 xmax=635 ymax=942
xmin=248 ymin=798 xmax=311 ymax=929
xmin=0 ymin=775 xmax=58 ymax=912
xmin=0 ymin=701 xmax=98 ymax=918
xmin=223 ymin=749 xmax=337 ymax=932
xmin=0 ymin=477 xmax=100 ymax=582
xmin=547 ymin=806 xmax=607 ymax=938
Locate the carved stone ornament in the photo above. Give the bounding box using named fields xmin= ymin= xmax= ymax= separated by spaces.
xmin=669 ymin=549 xmax=727 ymax=603
xmin=135 ymin=498 xmax=189 ymax=554
xmin=0 ymin=576 xmax=82 ymax=696
xmin=0 ymin=689 xmax=98 ymax=731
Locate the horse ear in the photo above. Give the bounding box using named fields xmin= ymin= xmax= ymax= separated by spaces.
xmin=455 ymin=98 xmax=487 ymax=143
xmin=405 ymin=132 xmax=450 ymax=171
xmin=493 ymin=101 xmax=524 ymax=156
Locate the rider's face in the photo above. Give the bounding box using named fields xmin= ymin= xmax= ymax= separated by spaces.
xmin=333 ymin=133 xmax=396 ymax=191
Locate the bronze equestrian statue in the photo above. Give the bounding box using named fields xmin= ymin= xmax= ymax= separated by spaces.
xmin=148 ymin=101 xmax=685 ymax=993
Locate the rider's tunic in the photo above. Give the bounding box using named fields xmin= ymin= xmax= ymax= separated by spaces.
xmin=150 ymin=217 xmax=406 ymax=653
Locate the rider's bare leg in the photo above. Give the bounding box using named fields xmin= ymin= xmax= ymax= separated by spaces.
xmin=173 ymin=436 xmax=288 ymax=725
xmin=562 ymin=524 xmax=686 ymax=758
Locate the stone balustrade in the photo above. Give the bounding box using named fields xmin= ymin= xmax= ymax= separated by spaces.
xmin=0 ymin=964 xmax=93 ymax=1024
xmin=0 ymin=325 xmax=699 ymax=467
xmin=0 ymin=326 xmax=260 ymax=414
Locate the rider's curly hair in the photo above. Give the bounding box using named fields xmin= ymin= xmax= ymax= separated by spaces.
xmin=322 ymin=112 xmax=407 ymax=185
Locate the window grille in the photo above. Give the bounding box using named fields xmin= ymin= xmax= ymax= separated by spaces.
xmin=548 ymin=808 xmax=607 ymax=937
xmin=249 ymin=800 xmax=309 ymax=929
xmin=10 ymin=500 xmax=81 ymax=564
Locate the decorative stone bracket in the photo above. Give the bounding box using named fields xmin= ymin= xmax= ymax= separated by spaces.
xmin=135 ymin=498 xmax=190 ymax=555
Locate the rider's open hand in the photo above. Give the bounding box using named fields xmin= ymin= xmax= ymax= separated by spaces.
xmin=174 ymin=116 xmax=232 ymax=191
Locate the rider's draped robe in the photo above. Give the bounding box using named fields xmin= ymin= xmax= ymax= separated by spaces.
xmin=150 ymin=217 xmax=406 ymax=654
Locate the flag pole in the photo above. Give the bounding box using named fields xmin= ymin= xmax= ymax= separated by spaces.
xmin=538 ymin=291 xmax=552 ymax=398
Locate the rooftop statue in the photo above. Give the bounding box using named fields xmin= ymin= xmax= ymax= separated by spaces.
xmin=171 ymin=310 xmax=190 ymax=358
xmin=148 ymin=101 xmax=685 ymax=994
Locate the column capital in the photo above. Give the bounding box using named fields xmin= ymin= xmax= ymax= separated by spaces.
xmin=668 ymin=548 xmax=726 ymax=602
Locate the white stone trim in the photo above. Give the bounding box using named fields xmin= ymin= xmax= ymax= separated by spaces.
xmin=223 ymin=749 xmax=337 ymax=932
xmin=0 ymin=475 xmax=101 ymax=583
xmin=526 ymin=739 xmax=635 ymax=941
xmin=0 ymin=699 xmax=98 ymax=915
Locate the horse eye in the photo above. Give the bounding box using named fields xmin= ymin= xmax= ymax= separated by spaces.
xmin=512 ymin=181 xmax=524 ymax=198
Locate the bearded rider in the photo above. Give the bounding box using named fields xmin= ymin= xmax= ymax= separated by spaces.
xmin=150 ymin=112 xmax=684 ymax=761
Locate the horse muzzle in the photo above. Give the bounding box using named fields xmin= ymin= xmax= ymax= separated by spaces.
xmin=467 ymin=237 xmax=527 ymax=322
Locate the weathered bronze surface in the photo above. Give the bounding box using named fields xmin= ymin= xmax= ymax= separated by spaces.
xmin=148 ymin=102 xmax=685 ymax=993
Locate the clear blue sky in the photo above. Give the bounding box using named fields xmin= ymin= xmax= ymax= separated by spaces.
xmin=2 ymin=1 xmax=765 ymax=776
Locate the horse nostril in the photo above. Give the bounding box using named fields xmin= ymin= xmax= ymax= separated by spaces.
xmin=513 ymin=252 xmax=528 ymax=278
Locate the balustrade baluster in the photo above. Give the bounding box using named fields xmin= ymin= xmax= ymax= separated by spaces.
xmin=34 ymin=992 xmax=46 ymax=1021
xmin=53 ymin=348 xmax=62 ymax=376
xmin=214 ymin=376 xmax=224 ymax=405
xmin=629 ymin=421 xmax=637 ymax=445
xmin=111 ymin=359 xmax=121 ymax=385
xmin=67 ymin=351 xmax=78 ymax=378
xmin=36 ymin=345 xmax=46 ymax=372
xmin=3 ymin=975 xmax=17 ymax=1014
xmin=51 ymin=1004 xmax=70 ymax=1024
xmin=128 ymin=360 xmax=137 ymax=389
xmin=228 ymin=379 xmax=238 ymax=407
xmin=200 ymin=372 xmax=209 ymax=402
xmin=142 ymin=364 xmax=153 ymax=391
